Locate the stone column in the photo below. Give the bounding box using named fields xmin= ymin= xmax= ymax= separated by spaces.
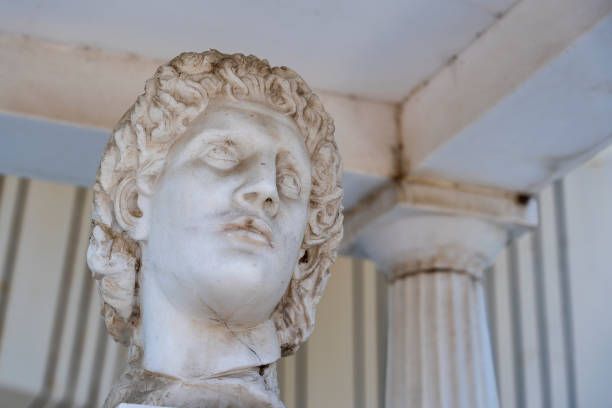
xmin=346 ymin=181 xmax=536 ymax=408
xmin=387 ymin=269 xmax=496 ymax=408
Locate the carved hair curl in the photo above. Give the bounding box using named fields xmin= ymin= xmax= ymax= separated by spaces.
xmin=87 ymin=50 xmax=343 ymax=356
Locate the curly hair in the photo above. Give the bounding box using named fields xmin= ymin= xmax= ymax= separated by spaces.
xmin=86 ymin=50 xmax=343 ymax=356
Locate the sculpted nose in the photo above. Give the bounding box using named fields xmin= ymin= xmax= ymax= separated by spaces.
xmin=234 ymin=163 xmax=280 ymax=218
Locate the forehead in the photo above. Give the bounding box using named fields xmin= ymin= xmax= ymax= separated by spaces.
xmin=180 ymin=99 xmax=307 ymax=155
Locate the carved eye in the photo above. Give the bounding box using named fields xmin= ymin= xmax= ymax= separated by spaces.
xmin=203 ymin=143 xmax=239 ymax=170
xmin=277 ymin=172 xmax=301 ymax=199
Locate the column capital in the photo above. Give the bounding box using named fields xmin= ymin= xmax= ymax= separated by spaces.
xmin=350 ymin=179 xmax=531 ymax=408
xmin=345 ymin=179 xmax=537 ymax=276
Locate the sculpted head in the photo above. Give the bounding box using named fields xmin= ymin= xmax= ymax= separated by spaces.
xmin=87 ymin=51 xmax=343 ymax=357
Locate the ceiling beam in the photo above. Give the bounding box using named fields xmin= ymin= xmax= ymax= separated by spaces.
xmin=0 ymin=32 xmax=397 ymax=207
xmin=2 ymin=0 xmax=612 ymax=248
xmin=401 ymin=0 xmax=612 ymax=193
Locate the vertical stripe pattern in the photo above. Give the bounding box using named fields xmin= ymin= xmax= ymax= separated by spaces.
xmin=531 ymin=196 xmax=552 ymax=408
xmin=508 ymin=237 xmax=526 ymax=408
xmin=553 ymin=180 xmax=578 ymax=408
xmin=0 ymin=175 xmax=5 ymax=210
xmin=484 ymin=266 xmax=498 ymax=382
xmin=86 ymin=319 xmax=109 ymax=406
xmin=0 ymin=178 xmax=29 ymax=353
xmin=30 ymin=187 xmax=86 ymax=408
xmin=55 ymin=264 xmax=94 ymax=408
xmin=0 ymin=164 xmax=598 ymax=408
xmin=376 ymin=271 xmax=388 ymax=408
xmin=295 ymin=342 xmax=308 ymax=408
xmin=385 ymin=271 xmax=498 ymax=408
xmin=352 ymin=260 xmax=365 ymax=408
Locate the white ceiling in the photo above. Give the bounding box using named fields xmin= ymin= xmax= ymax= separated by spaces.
xmin=0 ymin=0 xmax=516 ymax=102
xmin=415 ymin=13 xmax=612 ymax=192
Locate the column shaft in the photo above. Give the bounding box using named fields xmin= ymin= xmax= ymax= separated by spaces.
xmin=386 ymin=270 xmax=498 ymax=408
xmin=352 ymin=200 xmax=532 ymax=407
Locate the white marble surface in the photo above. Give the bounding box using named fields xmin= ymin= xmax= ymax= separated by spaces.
xmin=387 ymin=271 xmax=498 ymax=408
xmin=137 ymin=99 xmax=309 ymax=380
xmin=86 ymin=50 xmax=343 ymax=407
xmin=358 ymin=211 xmax=507 ymax=407
xmin=117 ymin=404 xmax=174 ymax=408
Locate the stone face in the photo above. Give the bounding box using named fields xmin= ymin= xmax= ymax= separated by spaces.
xmin=87 ymin=50 xmax=343 ymax=407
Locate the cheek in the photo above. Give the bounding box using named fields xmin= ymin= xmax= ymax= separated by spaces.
xmin=146 ymin=171 xmax=235 ymax=266
xmin=276 ymin=203 xmax=309 ymax=265
xmin=153 ymin=169 xmax=230 ymax=226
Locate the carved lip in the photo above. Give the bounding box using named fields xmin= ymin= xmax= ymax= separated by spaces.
xmin=222 ymin=215 xmax=274 ymax=248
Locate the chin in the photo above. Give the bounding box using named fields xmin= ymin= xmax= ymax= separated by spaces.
xmin=196 ymin=266 xmax=289 ymax=324
xmin=198 ymin=290 xmax=280 ymax=328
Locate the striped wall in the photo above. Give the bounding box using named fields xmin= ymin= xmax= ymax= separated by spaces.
xmin=0 ymin=178 xmax=127 ymax=408
xmin=1 ymin=143 xmax=612 ymax=407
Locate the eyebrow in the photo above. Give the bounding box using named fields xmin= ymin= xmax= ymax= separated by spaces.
xmin=277 ymin=149 xmax=310 ymax=180
xmin=176 ymin=129 xmax=310 ymax=179
xmin=179 ymin=131 xmax=238 ymax=159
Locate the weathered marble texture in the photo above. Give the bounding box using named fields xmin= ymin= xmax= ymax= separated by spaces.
xmin=357 ymin=211 xmax=508 ymax=408
xmin=386 ymin=271 xmax=498 ymax=408
xmin=86 ymin=50 xmax=343 ymax=407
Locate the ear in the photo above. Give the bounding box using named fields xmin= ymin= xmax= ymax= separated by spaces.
xmin=114 ymin=176 xmax=151 ymax=241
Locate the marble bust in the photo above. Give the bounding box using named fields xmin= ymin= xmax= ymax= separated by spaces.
xmin=87 ymin=51 xmax=343 ymax=407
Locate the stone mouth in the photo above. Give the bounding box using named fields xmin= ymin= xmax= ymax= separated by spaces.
xmin=222 ymin=215 xmax=274 ymax=248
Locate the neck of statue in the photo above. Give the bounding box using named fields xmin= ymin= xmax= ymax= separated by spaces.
xmin=138 ymin=266 xmax=281 ymax=382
